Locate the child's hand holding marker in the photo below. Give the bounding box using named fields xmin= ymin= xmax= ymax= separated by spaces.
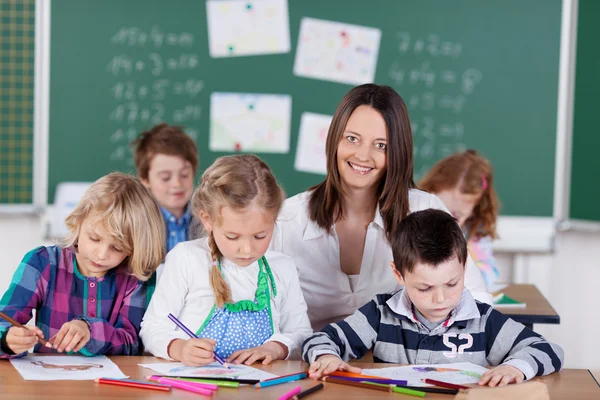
xmin=168 ymin=337 xmax=218 ymax=367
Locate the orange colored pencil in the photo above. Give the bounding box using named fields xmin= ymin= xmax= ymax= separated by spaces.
xmin=323 ymin=376 xmax=392 ymax=392
xmin=0 ymin=311 xmax=51 ymax=347
xmin=330 ymin=371 xmax=387 ymax=380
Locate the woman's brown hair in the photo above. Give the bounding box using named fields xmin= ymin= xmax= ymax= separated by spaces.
xmin=419 ymin=149 xmax=499 ymax=239
xmin=308 ymin=84 xmax=415 ymax=242
xmin=191 ymin=154 xmax=285 ymax=307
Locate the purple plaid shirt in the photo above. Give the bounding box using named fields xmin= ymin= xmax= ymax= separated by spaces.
xmin=0 ymin=246 xmax=154 ymax=358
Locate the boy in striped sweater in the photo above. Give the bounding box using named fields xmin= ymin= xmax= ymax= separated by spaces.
xmin=302 ymin=209 xmax=563 ymax=387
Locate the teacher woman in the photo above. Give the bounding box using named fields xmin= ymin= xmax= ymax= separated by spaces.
xmin=271 ymin=84 xmax=491 ymax=330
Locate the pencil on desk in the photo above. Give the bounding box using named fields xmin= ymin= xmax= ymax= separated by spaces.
xmin=0 ymin=311 xmax=52 ymax=348
xmin=328 ymin=375 xmax=408 ymax=386
xmin=291 ymin=383 xmax=324 ymax=399
xmin=149 ymin=374 xmax=259 ymax=384
xmin=278 ymin=385 xmax=302 ymax=400
xmin=167 ymin=313 xmax=229 ymax=369
xmin=154 ymin=377 xmax=214 ymax=395
xmin=330 ymin=370 xmax=386 ymax=380
xmin=95 ymin=378 xmax=171 ymax=391
xmin=423 ymin=378 xmax=469 ymax=390
xmin=322 ymin=376 xmax=391 ymax=392
xmin=176 ymin=377 xmax=239 ymax=387
xmin=255 ymin=372 xmax=307 ymax=388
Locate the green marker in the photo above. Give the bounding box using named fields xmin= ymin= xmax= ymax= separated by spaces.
xmin=364 ymin=382 xmax=426 ymax=398
xmin=176 ymin=377 xmax=239 ymax=388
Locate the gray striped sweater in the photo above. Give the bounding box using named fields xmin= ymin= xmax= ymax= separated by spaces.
xmin=302 ymin=289 xmax=563 ymax=379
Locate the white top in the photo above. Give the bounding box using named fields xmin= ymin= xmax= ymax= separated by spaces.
xmin=270 ymin=189 xmax=493 ymax=330
xmin=140 ymin=238 xmax=313 ymax=360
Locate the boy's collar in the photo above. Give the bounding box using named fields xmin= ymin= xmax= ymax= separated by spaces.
xmin=160 ymin=203 xmax=191 ymax=224
xmin=387 ymin=288 xmax=481 ymax=328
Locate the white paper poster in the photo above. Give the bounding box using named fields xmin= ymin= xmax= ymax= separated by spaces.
xmin=294 ymin=17 xmax=381 ymax=85
xmin=209 ymin=92 xmax=292 ymax=153
xmin=207 ymin=0 xmax=291 ymax=58
xmin=294 ymin=112 xmax=332 ymax=175
xmin=139 ymin=361 xmax=278 ymax=381
xmin=10 ymin=356 xmax=127 ymax=381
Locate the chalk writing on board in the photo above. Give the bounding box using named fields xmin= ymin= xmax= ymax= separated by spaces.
xmin=107 ymin=27 xmax=202 ymax=166
xmin=388 ymin=31 xmax=481 ymax=179
xmin=111 ymin=26 xmax=194 ymax=48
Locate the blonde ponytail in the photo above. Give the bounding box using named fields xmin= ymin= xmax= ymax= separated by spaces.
xmin=208 ymin=233 xmax=232 ymax=308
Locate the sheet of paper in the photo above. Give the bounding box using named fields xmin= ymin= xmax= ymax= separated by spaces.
xmin=206 ymin=0 xmax=290 ymax=58
xmin=294 ymin=17 xmax=381 ymax=85
xmin=138 ymin=361 xmax=278 ymax=381
xmin=10 ymin=355 xmax=127 ymax=381
xmin=294 ymin=112 xmax=332 ymax=175
xmin=209 ymin=92 xmax=292 ymax=153
xmin=361 ymin=362 xmax=489 ymax=387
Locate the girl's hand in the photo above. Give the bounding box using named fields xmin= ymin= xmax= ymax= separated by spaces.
xmin=308 ymin=354 xmax=362 ymax=380
xmin=478 ymin=365 xmax=525 ymax=387
xmin=5 ymin=326 xmax=46 ymax=354
xmin=49 ymin=320 xmax=91 ymax=353
xmin=168 ymin=338 xmax=216 ymax=366
xmin=227 ymin=341 xmax=288 ymax=365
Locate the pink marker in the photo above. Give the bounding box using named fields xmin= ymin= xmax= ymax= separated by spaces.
xmin=278 ymin=385 xmax=302 ymax=400
xmin=155 ymin=377 xmax=214 ymax=395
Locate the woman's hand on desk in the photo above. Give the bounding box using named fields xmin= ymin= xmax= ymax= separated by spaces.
xmin=5 ymin=326 xmax=46 ymax=354
xmin=478 ymin=365 xmax=525 ymax=387
xmin=308 ymin=354 xmax=362 ymax=380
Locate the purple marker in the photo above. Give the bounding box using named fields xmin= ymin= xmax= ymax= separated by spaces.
xmin=167 ymin=313 xmax=229 ymax=369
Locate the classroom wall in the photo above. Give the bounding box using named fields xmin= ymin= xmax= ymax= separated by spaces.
xmin=0 ymin=215 xmax=598 ymax=369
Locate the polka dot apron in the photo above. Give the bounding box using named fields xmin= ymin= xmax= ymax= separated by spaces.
xmin=196 ymin=256 xmax=277 ymax=359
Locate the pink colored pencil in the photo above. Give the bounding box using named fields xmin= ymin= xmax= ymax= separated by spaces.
xmin=155 ymin=377 xmax=214 ymax=395
xmin=278 ymin=385 xmax=302 ymax=400
xmin=155 ymin=377 xmax=218 ymax=391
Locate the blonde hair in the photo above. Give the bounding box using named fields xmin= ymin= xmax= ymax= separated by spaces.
xmin=419 ymin=149 xmax=499 ymax=240
xmin=63 ymin=172 xmax=166 ymax=281
xmin=191 ymin=155 xmax=285 ymax=307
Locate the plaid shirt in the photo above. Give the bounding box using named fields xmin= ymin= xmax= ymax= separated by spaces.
xmin=161 ymin=205 xmax=192 ymax=253
xmin=0 ymin=246 xmax=154 ymax=358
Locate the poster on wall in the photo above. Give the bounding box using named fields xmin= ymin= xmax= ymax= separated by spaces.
xmin=206 ymin=0 xmax=291 ymax=58
xmin=293 ymin=17 xmax=381 ymax=85
xmin=294 ymin=112 xmax=332 ymax=175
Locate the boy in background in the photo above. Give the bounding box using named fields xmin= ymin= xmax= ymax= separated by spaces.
xmin=132 ymin=123 xmax=201 ymax=257
xmin=302 ymin=209 xmax=563 ymax=387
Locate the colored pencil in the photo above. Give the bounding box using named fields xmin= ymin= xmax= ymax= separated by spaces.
xmin=329 ymin=375 xmax=408 ymax=386
xmin=364 ymin=382 xmax=426 ymax=397
xmin=167 ymin=313 xmax=229 ymax=369
xmin=176 ymin=377 xmax=239 ymax=387
xmin=278 ymin=385 xmax=302 ymax=400
xmin=149 ymin=374 xmax=259 ymax=384
xmin=262 ymin=372 xmax=309 ymax=382
xmin=291 ymin=383 xmax=324 ymax=399
xmin=95 ymin=378 xmax=171 ymax=392
xmin=322 ymin=376 xmax=391 ymax=392
xmin=255 ymin=372 xmax=307 ymax=388
xmin=330 ymin=370 xmax=388 ymax=380
xmin=424 ymin=378 xmax=470 ymax=390
xmin=155 ymin=377 xmax=218 ymax=391
xmin=155 ymin=377 xmax=213 ymax=395
xmin=0 ymin=311 xmax=51 ymax=347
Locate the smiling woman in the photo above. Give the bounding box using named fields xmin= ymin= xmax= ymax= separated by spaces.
xmin=271 ymin=84 xmax=492 ymax=330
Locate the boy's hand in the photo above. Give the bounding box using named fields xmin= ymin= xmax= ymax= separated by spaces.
xmin=308 ymin=354 xmax=362 ymax=380
xmin=479 ymin=365 xmax=525 ymax=387
xmin=49 ymin=320 xmax=91 ymax=353
xmin=6 ymin=326 xmax=46 ymax=354
xmin=227 ymin=341 xmax=288 ymax=366
xmin=168 ymin=338 xmax=216 ymax=366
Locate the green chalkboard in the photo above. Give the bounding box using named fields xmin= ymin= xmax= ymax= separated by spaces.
xmin=49 ymin=0 xmax=561 ymax=216
xmin=570 ymin=0 xmax=600 ymax=222
xmin=0 ymin=0 xmax=35 ymax=205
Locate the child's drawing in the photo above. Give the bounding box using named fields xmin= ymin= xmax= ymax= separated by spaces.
xmin=139 ymin=361 xmax=278 ymax=381
xmin=10 ymin=356 xmax=127 ymax=381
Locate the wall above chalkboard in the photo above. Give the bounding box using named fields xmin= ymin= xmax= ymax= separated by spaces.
xmin=46 ymin=0 xmax=562 ymax=217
